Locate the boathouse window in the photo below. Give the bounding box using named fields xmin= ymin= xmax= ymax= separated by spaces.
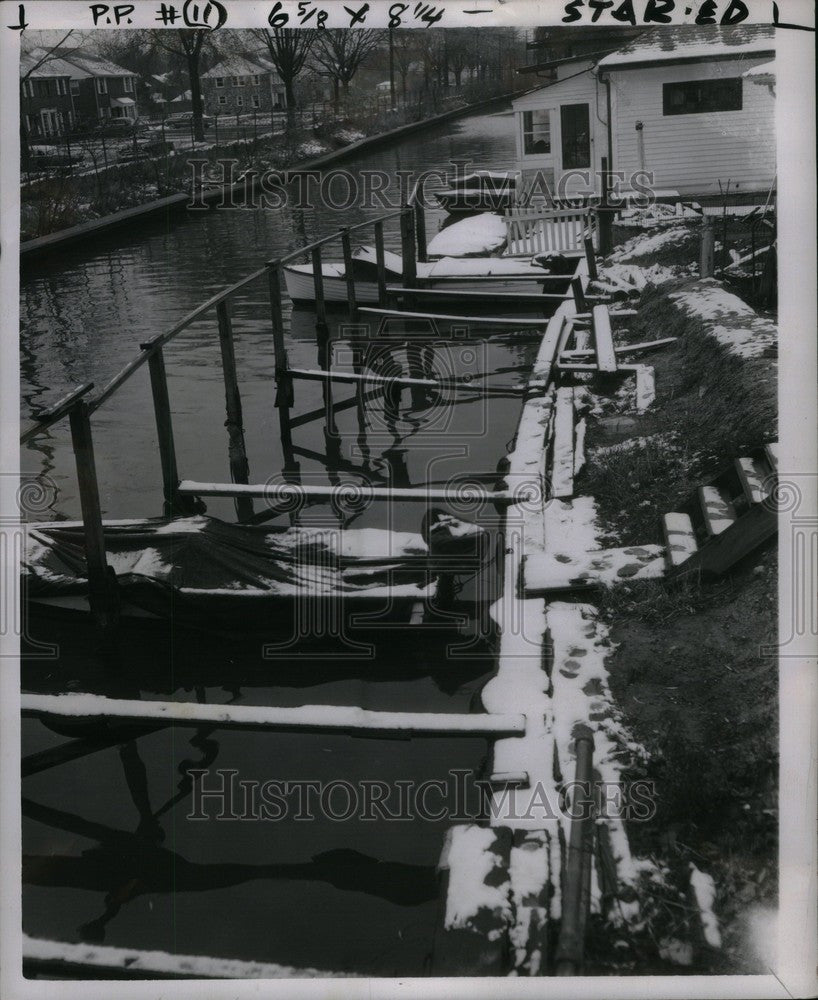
xmin=252 ymin=94 xmax=260 ymax=108
xmin=663 ymin=78 xmax=742 ymax=115
xmin=218 ymin=94 xmax=227 ymax=106
xmin=36 ymin=80 xmax=50 ymax=98
xmin=236 ymin=95 xmax=244 ymax=107
xmin=215 ymin=77 xmax=224 ymax=87
xmin=70 ymin=79 xmax=80 ymax=95
xmin=96 ymin=78 xmax=107 ymax=95
xmin=124 ymin=76 xmax=133 ymax=93
xmin=523 ymin=110 xmax=551 ymax=155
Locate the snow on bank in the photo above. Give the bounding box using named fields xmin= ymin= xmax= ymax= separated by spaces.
xmin=443 ymin=826 xmax=512 ymax=937
xmin=690 ymin=864 xmax=722 ymax=948
xmin=669 ymin=279 xmax=777 ymax=359
xmin=610 ymin=226 xmax=691 ymax=261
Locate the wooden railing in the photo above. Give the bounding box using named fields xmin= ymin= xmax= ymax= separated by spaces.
xmin=19 ymin=207 xmax=414 ymax=631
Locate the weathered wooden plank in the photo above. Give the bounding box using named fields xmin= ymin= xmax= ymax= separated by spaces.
xmin=560 ymin=337 xmax=677 ymax=361
xmin=509 ymin=829 xmax=552 ymax=975
xmin=662 ymin=512 xmax=698 ymax=567
xmin=735 ymin=457 xmax=771 ymax=505
xmin=386 ymin=286 xmax=570 ymax=302
xmin=764 ymin=442 xmax=779 ymax=473
xmin=551 ymin=388 xmax=575 ymax=500
xmin=178 ymin=479 xmax=516 ymax=505
xmin=21 ymin=935 xmax=355 ymax=980
xmin=22 ymin=693 xmax=526 ymax=736
xmin=674 ymin=500 xmax=777 ymax=579
xmin=359 ymin=307 xmax=551 ymax=327
xmin=524 ymin=545 xmax=666 ymax=593
xmin=340 ymin=227 xmax=358 ymax=320
xmin=699 ymin=486 xmax=737 ymax=536
xmin=592 ymin=305 xmax=617 ymax=373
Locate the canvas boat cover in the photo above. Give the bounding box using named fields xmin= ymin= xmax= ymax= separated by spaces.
xmin=23 ymin=516 xmax=448 ymax=624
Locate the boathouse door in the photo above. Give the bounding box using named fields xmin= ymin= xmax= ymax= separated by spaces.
xmin=559 ymin=103 xmax=591 ymax=171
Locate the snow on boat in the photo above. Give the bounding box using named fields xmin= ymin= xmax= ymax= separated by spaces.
xmin=427 ymin=212 xmax=508 ymax=259
xmin=283 ymin=245 xmax=580 ymax=305
xmin=434 ymin=170 xmax=518 ymax=213
xmin=23 ymin=514 xmax=485 ymax=631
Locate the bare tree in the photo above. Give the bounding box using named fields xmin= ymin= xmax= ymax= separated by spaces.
xmin=311 ymin=29 xmax=382 ymax=103
xmin=390 ymin=30 xmax=418 ymax=105
xmin=146 ymin=29 xmax=213 ymax=140
xmin=249 ymin=28 xmax=318 ymax=113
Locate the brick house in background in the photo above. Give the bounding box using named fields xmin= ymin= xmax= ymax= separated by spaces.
xmin=201 ymin=56 xmax=286 ymax=115
xmin=21 ymin=48 xmax=139 ymax=134
xmin=20 ymin=53 xmax=78 ymax=140
xmin=60 ymin=53 xmax=139 ymax=125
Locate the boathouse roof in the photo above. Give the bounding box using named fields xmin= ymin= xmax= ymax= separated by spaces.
xmin=596 ymin=24 xmax=775 ymax=69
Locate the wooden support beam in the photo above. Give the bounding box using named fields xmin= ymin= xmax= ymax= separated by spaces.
xmin=373 ymin=220 xmax=388 ymax=307
xmin=555 ymin=726 xmax=595 ymax=976
xmin=287 ymin=367 xmax=524 ymax=396
xmin=571 ymin=276 xmax=587 ymax=313
xmin=68 ymin=401 xmax=118 ymax=632
xmin=311 ymin=245 xmax=327 ymax=327
xmin=22 ymin=693 xmax=526 ymax=737
xmin=584 ymin=235 xmax=598 ymax=282
xmin=551 ymin=387 xmax=575 ymax=500
xmin=400 ymin=208 xmax=417 ymax=288
xmin=386 ymin=286 xmax=571 ymax=302
xmin=178 ymin=479 xmax=518 ymax=506
xmin=592 ymin=305 xmax=617 ymax=373
xmin=560 ymin=337 xmax=677 ymax=360
xmin=340 ymin=227 xmax=358 ymax=321
xmin=360 ymin=307 xmax=550 ymax=328
xmin=416 ymin=273 xmax=578 ymax=284
xmin=20 ymin=382 xmax=95 ymax=445
xmin=216 ymin=299 xmax=253 ymax=522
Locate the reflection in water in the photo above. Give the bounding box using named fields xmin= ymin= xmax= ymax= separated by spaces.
xmin=24 ymin=799 xmax=438 ymax=944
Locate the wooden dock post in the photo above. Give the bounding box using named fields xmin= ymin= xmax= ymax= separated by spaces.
xmin=597 ymin=158 xmax=614 ymax=257
xmin=216 ymin=299 xmax=253 ymax=522
xmin=700 ymin=218 xmax=715 ymax=278
xmin=340 ymin=227 xmax=358 ymax=321
xmin=571 ymin=277 xmax=587 ymax=313
xmin=413 ymin=199 xmax=428 ymax=264
xmin=68 ymin=400 xmax=118 ymax=632
xmin=555 ymin=726 xmax=595 ymax=976
xmin=583 ymin=235 xmax=598 ymax=282
xmin=311 ymin=245 xmax=328 ymax=330
xmin=374 ymin=220 xmax=388 ymax=307
xmin=400 ymin=208 xmax=417 ymax=289
xmin=267 ymin=260 xmax=294 ymax=456
xmin=144 ymin=345 xmax=181 ymax=515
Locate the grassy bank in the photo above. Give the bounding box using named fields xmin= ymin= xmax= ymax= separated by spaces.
xmin=576 ymin=283 xmax=778 ymax=972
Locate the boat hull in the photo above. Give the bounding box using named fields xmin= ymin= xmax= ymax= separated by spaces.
xmin=283 ymin=263 xmax=577 ymax=305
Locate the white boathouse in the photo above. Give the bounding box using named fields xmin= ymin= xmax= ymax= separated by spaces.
xmin=512 ymin=25 xmax=776 ymax=203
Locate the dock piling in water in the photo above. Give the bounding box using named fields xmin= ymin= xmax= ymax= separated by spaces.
xmin=216 ymin=299 xmax=253 ymax=523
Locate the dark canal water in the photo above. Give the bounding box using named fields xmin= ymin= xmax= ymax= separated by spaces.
xmin=21 ymin=108 xmax=530 ymax=976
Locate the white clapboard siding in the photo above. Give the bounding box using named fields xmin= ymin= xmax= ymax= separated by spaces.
xmin=609 ymin=58 xmax=776 ymax=197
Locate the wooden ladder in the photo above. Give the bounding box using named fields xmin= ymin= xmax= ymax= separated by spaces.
xmin=662 ymin=443 xmax=778 ymax=577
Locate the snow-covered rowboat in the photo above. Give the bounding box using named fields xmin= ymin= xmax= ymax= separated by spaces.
xmin=283 ymin=245 xmax=580 ymax=305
